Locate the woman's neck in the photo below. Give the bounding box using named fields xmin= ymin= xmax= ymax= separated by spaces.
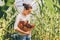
xmin=22 ymin=13 xmax=27 ymax=16
xmin=22 ymin=10 xmax=27 ymax=16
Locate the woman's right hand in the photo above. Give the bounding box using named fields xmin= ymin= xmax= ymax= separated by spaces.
xmin=25 ymin=31 xmax=31 ymax=35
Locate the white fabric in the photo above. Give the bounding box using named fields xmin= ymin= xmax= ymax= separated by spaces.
xmin=14 ymin=13 xmax=31 ymax=29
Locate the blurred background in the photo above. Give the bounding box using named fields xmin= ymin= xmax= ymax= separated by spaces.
xmin=0 ymin=0 xmax=60 ymax=40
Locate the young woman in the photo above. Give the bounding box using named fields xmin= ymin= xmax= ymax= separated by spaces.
xmin=14 ymin=3 xmax=33 ymax=40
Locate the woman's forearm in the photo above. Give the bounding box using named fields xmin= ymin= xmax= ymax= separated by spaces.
xmin=15 ymin=27 xmax=31 ymax=35
xmin=15 ymin=27 xmax=26 ymax=34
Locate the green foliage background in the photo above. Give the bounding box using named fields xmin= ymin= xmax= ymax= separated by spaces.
xmin=0 ymin=0 xmax=60 ymax=40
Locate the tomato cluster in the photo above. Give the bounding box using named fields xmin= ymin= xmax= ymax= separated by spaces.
xmin=18 ymin=21 xmax=34 ymax=32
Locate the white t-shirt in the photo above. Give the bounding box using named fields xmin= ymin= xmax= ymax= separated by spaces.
xmin=14 ymin=13 xmax=31 ymax=29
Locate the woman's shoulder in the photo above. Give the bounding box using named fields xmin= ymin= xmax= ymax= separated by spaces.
xmin=17 ymin=13 xmax=22 ymax=17
xmin=16 ymin=13 xmax=22 ymax=18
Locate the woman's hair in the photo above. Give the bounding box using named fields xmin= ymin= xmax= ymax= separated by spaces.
xmin=23 ymin=3 xmax=32 ymax=10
